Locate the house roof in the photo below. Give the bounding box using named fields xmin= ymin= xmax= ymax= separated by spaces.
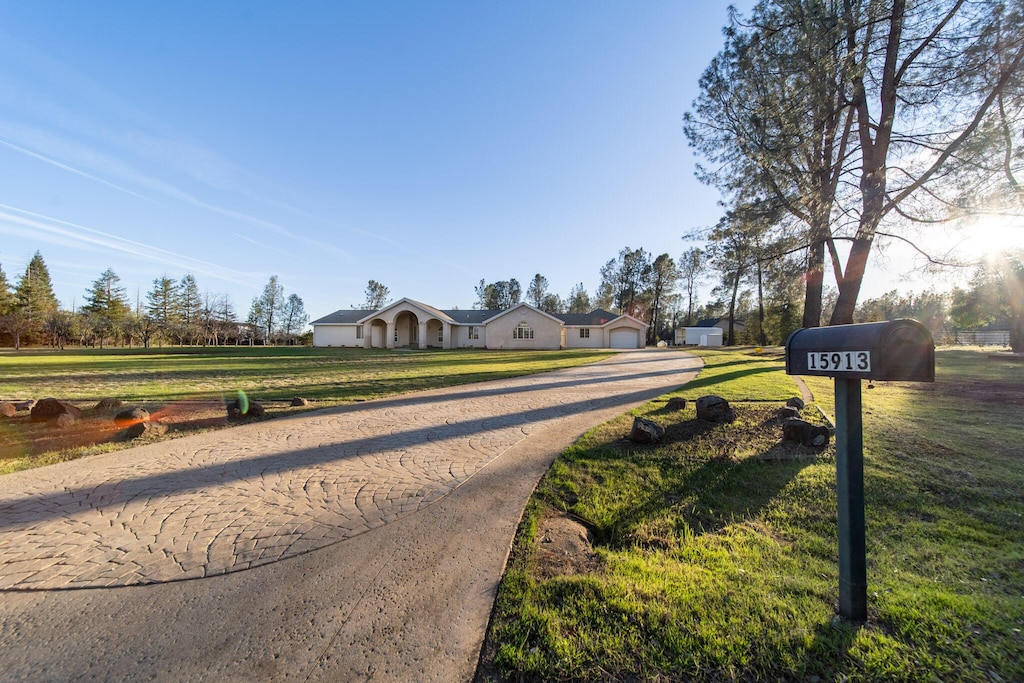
xmin=312 ymin=302 xmax=644 ymax=328
xmin=483 ymin=302 xmax=566 ymax=325
xmin=311 ymin=309 xmax=377 ymax=325
xmin=557 ymin=309 xmax=619 ymax=326
xmin=696 ymin=317 xmax=746 ymax=328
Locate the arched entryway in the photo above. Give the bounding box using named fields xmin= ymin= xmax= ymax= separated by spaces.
xmin=394 ymin=311 xmax=420 ymax=348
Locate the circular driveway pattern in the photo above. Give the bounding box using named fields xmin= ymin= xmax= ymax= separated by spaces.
xmin=0 ymin=350 xmax=701 ymax=591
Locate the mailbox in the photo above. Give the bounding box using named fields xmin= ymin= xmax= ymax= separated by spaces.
xmin=785 ymin=319 xmax=934 ymax=382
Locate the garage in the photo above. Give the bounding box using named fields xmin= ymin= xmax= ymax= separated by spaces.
xmin=609 ymin=328 xmax=640 ymax=349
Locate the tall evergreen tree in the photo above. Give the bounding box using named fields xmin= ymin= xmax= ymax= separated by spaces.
xmin=177 ymin=274 xmax=202 ymax=343
xmin=146 ymin=275 xmax=179 ymax=328
xmin=566 ymin=283 xmax=592 ymax=314
xmin=526 ymin=274 xmax=549 ymax=308
xmin=0 ymin=262 xmax=14 ymax=314
xmin=12 ymin=251 xmax=59 ymax=344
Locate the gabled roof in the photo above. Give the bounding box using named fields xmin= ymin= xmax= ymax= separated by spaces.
xmin=311 ymin=309 xmax=377 ymax=325
xmin=358 ymin=297 xmax=456 ymax=324
xmin=443 ymin=309 xmax=500 ymax=324
xmin=483 ymin=302 xmax=566 ymax=325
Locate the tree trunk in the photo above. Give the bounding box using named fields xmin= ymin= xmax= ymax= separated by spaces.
xmin=802 ymin=238 xmax=826 ymax=328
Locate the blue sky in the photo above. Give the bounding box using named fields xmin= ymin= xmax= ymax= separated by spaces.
xmin=0 ymin=1 xmax=973 ymax=322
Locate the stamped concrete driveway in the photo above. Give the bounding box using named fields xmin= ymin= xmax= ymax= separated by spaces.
xmin=0 ymin=349 xmax=701 ymax=681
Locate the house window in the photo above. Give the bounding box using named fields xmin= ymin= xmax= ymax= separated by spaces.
xmin=356 ymin=326 xmax=363 ymax=340
xmin=437 ymin=327 xmax=444 ymax=343
xmin=579 ymin=328 xmax=590 ymax=339
xmin=468 ymin=326 xmax=479 ymax=340
xmin=513 ymin=322 xmax=534 ymax=340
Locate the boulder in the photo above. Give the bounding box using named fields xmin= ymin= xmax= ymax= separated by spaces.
xmin=227 ymin=399 xmax=265 ymax=421
xmin=30 ymin=398 xmax=83 ymax=423
xmin=94 ymin=398 xmax=123 ymax=410
xmin=665 ymin=397 xmax=687 ymax=411
xmin=778 ymin=406 xmax=801 ymax=420
xmin=54 ymin=413 xmax=76 ymax=429
xmin=629 ymin=417 xmax=665 ymax=443
xmin=696 ymin=395 xmax=735 ymax=423
xmin=0 ymin=403 xmax=15 ymax=418
xmin=290 ymin=397 xmax=310 ymax=407
xmin=121 ymin=421 xmax=168 ymax=440
xmin=786 ymin=397 xmax=806 ymax=410
xmin=113 ymin=407 xmax=150 ymax=427
xmin=12 ymin=399 xmax=35 ymax=412
xmin=782 ymin=418 xmax=830 ymax=447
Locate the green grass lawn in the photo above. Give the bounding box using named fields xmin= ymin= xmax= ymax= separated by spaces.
xmin=0 ymin=346 xmax=613 ymax=474
xmin=0 ymin=346 xmax=613 ymax=403
xmin=479 ymin=347 xmax=1024 ymax=682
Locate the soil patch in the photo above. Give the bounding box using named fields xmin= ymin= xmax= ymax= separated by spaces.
xmin=532 ymin=510 xmax=602 ymax=580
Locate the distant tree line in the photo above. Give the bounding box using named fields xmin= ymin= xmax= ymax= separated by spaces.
xmin=0 ymin=251 xmax=309 ymax=350
xmin=467 ymin=244 xmax=1024 ymax=350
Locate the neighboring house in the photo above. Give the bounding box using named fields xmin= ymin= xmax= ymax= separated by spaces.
xmin=311 ymin=298 xmax=647 ymax=350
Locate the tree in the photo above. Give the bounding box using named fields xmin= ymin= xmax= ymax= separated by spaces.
xmin=646 ymin=254 xmax=679 ymax=344
xmin=526 ymin=274 xmax=549 ymax=308
xmin=678 ymin=247 xmax=707 ymax=327
xmin=363 ymin=280 xmax=391 ymax=309
xmin=688 ymin=0 xmax=1024 ymax=326
xmin=13 ymin=251 xmax=59 ymax=344
xmin=146 ymin=275 xmax=179 ymax=344
xmin=566 ymin=283 xmax=592 ymax=314
xmin=599 ymin=247 xmax=652 ymax=317
xmin=280 ymin=293 xmax=310 ymax=344
xmin=475 ymin=278 xmax=522 ymax=309
xmin=250 ymin=275 xmax=285 ymax=343
xmin=0 ymin=262 xmax=14 ymax=314
xmin=950 ymin=252 xmax=1024 ymax=351
xmin=540 ymin=293 xmax=564 ymax=314
xmin=176 ymin=274 xmax=202 ymax=344
xmin=82 ymin=268 xmax=131 ymax=347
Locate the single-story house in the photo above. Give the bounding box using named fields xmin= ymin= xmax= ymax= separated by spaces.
xmin=311 ymin=298 xmax=647 ymax=350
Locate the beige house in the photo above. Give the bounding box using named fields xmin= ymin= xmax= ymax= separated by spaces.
xmin=311 ymin=298 xmax=647 ymax=350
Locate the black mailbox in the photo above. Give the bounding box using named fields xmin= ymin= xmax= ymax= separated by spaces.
xmin=785 ymin=319 xmax=934 ymax=382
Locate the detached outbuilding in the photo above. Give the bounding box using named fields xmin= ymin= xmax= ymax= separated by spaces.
xmin=311 ymin=298 xmax=647 ymax=350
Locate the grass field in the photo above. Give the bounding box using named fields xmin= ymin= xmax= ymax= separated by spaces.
xmin=0 ymin=345 xmax=612 ymax=474
xmin=479 ymin=347 xmax=1024 ymax=682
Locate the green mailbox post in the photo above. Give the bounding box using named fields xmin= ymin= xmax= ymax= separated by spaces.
xmin=785 ymin=320 xmax=934 ymax=621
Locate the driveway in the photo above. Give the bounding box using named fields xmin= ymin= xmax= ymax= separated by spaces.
xmin=0 ymin=349 xmax=701 ymax=681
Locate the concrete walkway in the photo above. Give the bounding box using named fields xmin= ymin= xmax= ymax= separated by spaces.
xmin=0 ymin=350 xmax=701 ymax=681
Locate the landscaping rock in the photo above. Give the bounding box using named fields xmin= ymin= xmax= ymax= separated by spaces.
xmin=695 ymin=395 xmax=735 ymax=423
xmin=0 ymin=403 xmax=15 ymax=418
xmin=114 ymin=407 xmax=150 ymax=427
xmin=31 ymin=398 xmax=83 ymax=422
xmin=665 ymin=397 xmax=687 ymax=411
xmin=291 ymin=397 xmax=310 ymax=407
xmin=629 ymin=416 xmax=665 ymax=443
xmin=12 ymin=399 xmax=35 ymax=412
xmin=227 ymin=399 xmax=265 ymax=421
xmin=778 ymin=406 xmax=801 ymax=420
xmin=94 ymin=398 xmax=123 ymax=410
xmin=786 ymin=397 xmax=805 ymax=410
xmin=121 ymin=421 xmax=168 ymax=440
xmin=54 ymin=413 xmax=76 ymax=429
xmin=782 ymin=418 xmax=830 ymax=447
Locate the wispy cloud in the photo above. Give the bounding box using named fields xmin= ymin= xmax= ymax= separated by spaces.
xmin=0 ymin=202 xmax=265 ymax=289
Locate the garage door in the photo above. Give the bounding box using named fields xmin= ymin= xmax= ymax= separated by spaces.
xmin=609 ymin=329 xmax=639 ymax=349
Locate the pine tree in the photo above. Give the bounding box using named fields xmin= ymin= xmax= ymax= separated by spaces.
xmin=0 ymin=262 xmax=14 ymax=314
xmin=14 ymin=251 xmax=59 ymax=318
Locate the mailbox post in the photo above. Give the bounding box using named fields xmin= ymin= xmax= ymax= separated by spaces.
xmin=785 ymin=319 xmax=934 ymax=621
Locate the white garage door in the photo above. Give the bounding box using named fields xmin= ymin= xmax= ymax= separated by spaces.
xmin=609 ymin=329 xmax=639 ymax=349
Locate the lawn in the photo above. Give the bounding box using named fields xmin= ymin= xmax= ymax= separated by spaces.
xmin=478 ymin=346 xmax=1024 ymax=682
xmin=0 ymin=346 xmax=613 ymax=474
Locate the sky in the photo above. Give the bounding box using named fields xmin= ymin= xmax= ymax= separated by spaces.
xmin=0 ymin=1 xmax=1012 ymax=324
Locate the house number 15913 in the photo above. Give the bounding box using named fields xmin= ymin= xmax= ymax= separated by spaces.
xmin=806 ymin=351 xmax=871 ymax=373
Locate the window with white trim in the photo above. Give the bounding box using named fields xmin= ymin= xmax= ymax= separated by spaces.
xmin=579 ymin=328 xmax=590 ymax=339
xmin=437 ymin=327 xmax=444 ymax=343
xmin=468 ymin=326 xmax=479 ymax=340
xmin=356 ymin=326 xmax=363 ymax=339
xmin=513 ymin=322 xmax=534 ymax=340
